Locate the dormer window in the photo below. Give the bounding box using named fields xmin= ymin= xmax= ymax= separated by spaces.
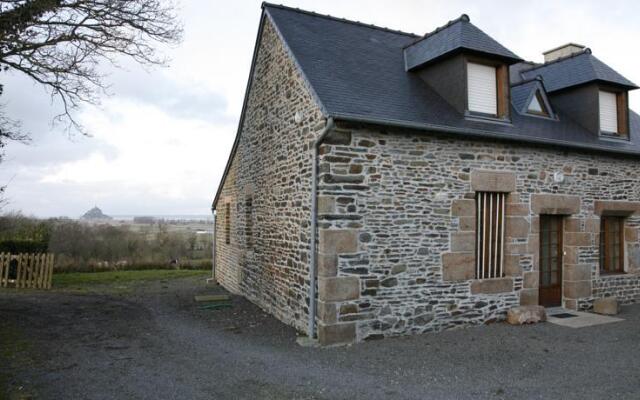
xmin=468 ymin=62 xmax=497 ymax=115
xmin=527 ymin=90 xmax=550 ymax=117
xmin=599 ymin=90 xmax=628 ymax=138
xmin=599 ymin=91 xmax=618 ymax=134
xmin=466 ymin=60 xmax=510 ymax=120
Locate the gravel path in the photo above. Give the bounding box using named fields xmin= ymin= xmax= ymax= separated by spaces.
xmin=1 ymin=276 xmax=640 ymax=400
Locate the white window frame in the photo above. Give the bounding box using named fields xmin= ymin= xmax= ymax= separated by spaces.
xmin=467 ymin=62 xmax=498 ymax=116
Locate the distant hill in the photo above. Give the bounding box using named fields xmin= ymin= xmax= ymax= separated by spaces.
xmin=81 ymin=206 xmax=112 ymax=220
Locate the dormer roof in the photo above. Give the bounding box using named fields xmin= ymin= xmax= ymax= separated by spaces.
xmin=404 ymin=15 xmax=522 ymax=71
xmin=520 ymin=50 xmax=638 ymax=93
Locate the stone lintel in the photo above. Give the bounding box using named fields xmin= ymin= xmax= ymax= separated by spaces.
xmin=318 ymin=322 xmax=356 ymax=345
xmin=470 ymin=277 xmax=514 ymax=294
xmin=318 ymin=276 xmax=360 ymax=302
xmin=442 ymin=252 xmax=475 ymax=281
xmin=594 ymin=200 xmax=640 ymax=216
xmin=470 ymin=170 xmax=517 ymax=193
xmin=531 ymin=194 xmax=580 ymax=215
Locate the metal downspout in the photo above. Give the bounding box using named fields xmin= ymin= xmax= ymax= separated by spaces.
xmin=210 ymin=207 xmax=217 ymax=283
xmin=309 ymin=117 xmax=335 ymax=338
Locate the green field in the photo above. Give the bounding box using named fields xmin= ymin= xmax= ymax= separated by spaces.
xmin=52 ymin=269 xmax=210 ymax=290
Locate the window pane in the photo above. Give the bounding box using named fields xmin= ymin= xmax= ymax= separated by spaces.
xmin=551 ymin=271 xmax=558 ymax=285
xmin=528 ymin=94 xmax=543 ymax=113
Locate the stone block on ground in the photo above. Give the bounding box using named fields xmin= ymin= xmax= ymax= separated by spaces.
xmin=507 ymin=305 xmax=546 ymax=325
xmin=593 ymin=297 xmax=619 ymax=315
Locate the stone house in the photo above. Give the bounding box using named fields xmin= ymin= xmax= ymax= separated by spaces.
xmin=212 ymin=3 xmax=640 ymax=345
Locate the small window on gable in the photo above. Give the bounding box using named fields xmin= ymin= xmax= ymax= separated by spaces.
xmin=599 ymin=90 xmax=628 ymax=138
xmin=468 ymin=62 xmax=498 ymax=116
xmin=527 ymin=90 xmax=550 ymax=117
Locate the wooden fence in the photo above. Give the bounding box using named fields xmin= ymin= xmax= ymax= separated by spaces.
xmin=0 ymin=253 xmax=54 ymax=289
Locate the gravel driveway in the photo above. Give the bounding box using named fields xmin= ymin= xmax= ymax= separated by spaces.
xmin=1 ymin=276 xmax=639 ymax=400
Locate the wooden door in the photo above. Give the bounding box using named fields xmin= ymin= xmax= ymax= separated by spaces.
xmin=539 ymin=215 xmax=563 ymax=307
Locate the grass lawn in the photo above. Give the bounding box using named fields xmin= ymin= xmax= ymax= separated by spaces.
xmin=52 ymin=269 xmax=210 ymax=291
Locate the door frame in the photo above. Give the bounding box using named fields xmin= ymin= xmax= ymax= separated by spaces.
xmin=538 ymin=215 xmax=564 ymax=307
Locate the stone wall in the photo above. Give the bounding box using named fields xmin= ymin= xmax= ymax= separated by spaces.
xmin=316 ymin=123 xmax=640 ymax=343
xmin=214 ymin=16 xmax=325 ymax=333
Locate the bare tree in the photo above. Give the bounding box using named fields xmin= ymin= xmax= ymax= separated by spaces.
xmin=0 ymin=0 xmax=182 ymax=207
xmin=0 ymin=0 xmax=183 ymax=135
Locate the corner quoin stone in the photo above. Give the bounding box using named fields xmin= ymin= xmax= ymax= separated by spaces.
xmin=318 ymin=229 xmax=359 ymax=255
xmin=317 ymin=253 xmax=337 ymax=277
xmin=318 ymin=322 xmax=356 ymax=346
xmin=318 ymin=276 xmax=360 ymax=302
xmin=317 ymin=196 xmax=336 ymax=214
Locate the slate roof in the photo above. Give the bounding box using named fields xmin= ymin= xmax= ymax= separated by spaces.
xmin=404 ymin=15 xmax=522 ymax=71
xmin=264 ymin=3 xmax=640 ymax=156
xmin=520 ymin=50 xmax=638 ymax=93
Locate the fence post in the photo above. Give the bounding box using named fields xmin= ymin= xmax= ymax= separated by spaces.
xmin=47 ymin=254 xmax=54 ymax=289
xmin=0 ymin=253 xmax=5 ymax=288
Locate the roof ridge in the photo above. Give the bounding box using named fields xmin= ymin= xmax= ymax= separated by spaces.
xmin=510 ymin=76 xmax=544 ymax=87
xmin=519 ymin=48 xmax=592 ymax=74
xmin=402 ymin=14 xmax=469 ymax=49
xmin=262 ymin=2 xmax=419 ymax=38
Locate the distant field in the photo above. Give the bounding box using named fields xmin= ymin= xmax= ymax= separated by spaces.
xmin=52 ymin=269 xmax=210 ymax=290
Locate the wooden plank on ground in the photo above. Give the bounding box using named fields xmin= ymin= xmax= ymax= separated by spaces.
xmin=198 ymin=303 xmax=233 ymax=310
xmin=194 ymin=294 xmax=230 ymax=303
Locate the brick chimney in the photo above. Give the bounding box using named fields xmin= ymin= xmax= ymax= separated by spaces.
xmin=542 ymin=43 xmax=586 ymax=63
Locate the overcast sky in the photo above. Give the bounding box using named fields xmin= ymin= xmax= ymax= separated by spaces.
xmin=2 ymin=0 xmax=640 ymax=218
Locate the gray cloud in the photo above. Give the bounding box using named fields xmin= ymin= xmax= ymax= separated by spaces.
xmin=106 ymin=66 xmax=233 ymax=124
